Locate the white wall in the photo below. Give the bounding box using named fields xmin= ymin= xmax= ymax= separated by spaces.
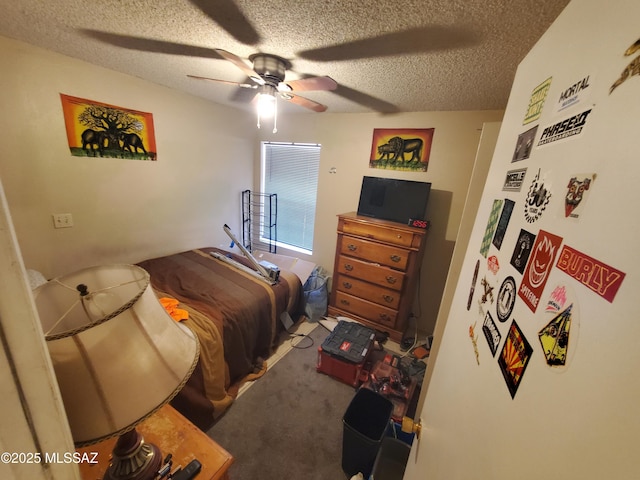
xmin=258 ymin=110 xmax=503 ymax=335
xmin=407 ymin=1 xmax=640 ymax=478
xmin=0 ymin=36 xmax=256 ymax=279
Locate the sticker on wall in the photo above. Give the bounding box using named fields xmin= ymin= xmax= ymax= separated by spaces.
xmin=564 ymin=173 xmax=596 ymax=219
xmin=480 ymin=199 xmax=504 ymax=257
xmin=537 ymin=108 xmax=593 ymax=146
xmin=369 ymin=128 xmax=434 ymax=171
xmin=538 ymin=284 xmax=580 ymax=371
xmin=487 ymin=255 xmax=500 ymax=275
xmin=469 ymin=322 xmax=480 ymax=365
xmin=482 ymin=311 xmax=502 ymax=357
xmin=60 ymin=94 xmax=157 ymax=160
xmin=492 ymin=199 xmax=515 ymax=250
xmin=556 ymin=245 xmax=626 ymax=303
xmin=610 ymin=38 xmax=640 ymax=94
xmin=523 ymin=77 xmax=552 ymax=125
xmin=503 ymin=168 xmax=528 ymax=192
xmin=556 ymin=75 xmax=592 ymax=113
xmin=510 ymin=229 xmax=536 ymax=274
xmin=512 ymin=125 xmax=538 ymax=162
xmin=467 ymin=259 xmax=481 ymax=311
xmin=545 ymin=284 xmax=570 ymax=313
xmin=478 ymin=277 xmax=496 ymax=308
xmin=498 ymin=321 xmax=533 ymax=399
xmin=524 ymin=169 xmax=552 ymax=223
xmin=518 ymin=230 xmax=563 ymax=313
xmin=496 ymin=276 xmax=517 ymax=323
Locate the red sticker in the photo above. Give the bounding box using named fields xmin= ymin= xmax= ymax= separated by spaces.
xmin=518 ymin=230 xmax=563 ymax=313
xmin=556 ymin=245 xmax=626 ymax=303
xmin=339 ymin=341 xmax=352 ymax=352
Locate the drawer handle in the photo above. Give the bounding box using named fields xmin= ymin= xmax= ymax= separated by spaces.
xmin=397 ymin=234 xmax=403 ymax=239
xmin=385 ymin=276 xmax=397 ymax=284
xmin=340 ymin=299 xmax=350 ymax=306
xmin=382 ymin=295 xmax=395 ymax=303
xmin=379 ymin=313 xmax=392 ymax=322
xmin=347 ymin=244 xmax=358 ymax=251
xmin=344 ymin=264 xmax=354 ymax=271
xmin=342 ymin=281 xmax=352 ymax=289
xmin=390 ymin=255 xmax=402 ymax=263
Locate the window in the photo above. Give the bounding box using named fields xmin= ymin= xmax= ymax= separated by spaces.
xmin=261 ymin=142 xmax=320 ymax=254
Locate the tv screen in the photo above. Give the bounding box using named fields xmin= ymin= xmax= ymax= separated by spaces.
xmin=357 ymin=176 xmax=431 ymax=224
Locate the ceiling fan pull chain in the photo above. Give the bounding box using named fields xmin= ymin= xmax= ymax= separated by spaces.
xmin=272 ymin=95 xmax=278 ymax=134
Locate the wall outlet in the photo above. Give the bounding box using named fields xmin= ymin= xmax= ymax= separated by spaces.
xmin=52 ymin=213 xmax=73 ymax=229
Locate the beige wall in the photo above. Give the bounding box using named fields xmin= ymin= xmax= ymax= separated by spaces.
xmin=0 ymin=36 xmax=256 ymax=279
xmin=258 ymin=109 xmax=503 ymax=335
xmin=0 ymin=35 xmax=503 ymax=338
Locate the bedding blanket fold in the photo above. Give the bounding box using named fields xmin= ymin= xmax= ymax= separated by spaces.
xmin=137 ymin=247 xmax=302 ymax=430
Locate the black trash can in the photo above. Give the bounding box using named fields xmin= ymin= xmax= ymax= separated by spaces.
xmin=370 ymin=437 xmax=411 ymax=480
xmin=342 ymin=388 xmax=393 ymax=479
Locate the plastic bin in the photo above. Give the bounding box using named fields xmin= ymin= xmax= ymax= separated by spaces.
xmin=369 ymin=437 xmax=411 ymax=480
xmin=342 ymin=388 xmax=393 ymax=479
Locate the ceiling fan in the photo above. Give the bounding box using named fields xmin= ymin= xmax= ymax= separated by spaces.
xmin=187 ymin=49 xmax=338 ymax=114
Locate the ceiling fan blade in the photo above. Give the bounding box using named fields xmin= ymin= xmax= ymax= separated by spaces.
xmin=187 ymin=75 xmax=257 ymax=89
xmin=214 ymin=49 xmax=264 ymax=84
xmin=298 ymin=25 xmax=479 ymax=61
xmin=280 ymin=76 xmax=338 ymax=92
xmin=189 ymin=0 xmax=261 ymax=46
xmin=281 ymin=93 xmax=328 ymax=113
xmin=80 ymin=29 xmax=222 ymax=59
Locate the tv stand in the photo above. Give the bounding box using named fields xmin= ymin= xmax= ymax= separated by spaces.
xmin=328 ymin=212 xmax=427 ymax=342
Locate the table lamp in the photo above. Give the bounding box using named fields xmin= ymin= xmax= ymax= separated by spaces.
xmin=33 ymin=264 xmax=200 ymax=480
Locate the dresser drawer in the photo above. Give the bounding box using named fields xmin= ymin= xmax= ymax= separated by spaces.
xmin=334 ymin=273 xmax=401 ymax=309
xmin=339 ymin=235 xmax=409 ymax=270
xmin=333 ymin=291 xmax=398 ymax=329
xmin=341 ymin=219 xmax=420 ymax=248
xmin=336 ymin=255 xmax=405 ymax=291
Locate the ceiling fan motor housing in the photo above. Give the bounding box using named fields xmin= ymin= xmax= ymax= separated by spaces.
xmin=250 ymin=54 xmax=290 ymax=85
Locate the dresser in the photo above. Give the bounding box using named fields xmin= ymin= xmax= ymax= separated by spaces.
xmin=328 ymin=212 xmax=427 ymax=342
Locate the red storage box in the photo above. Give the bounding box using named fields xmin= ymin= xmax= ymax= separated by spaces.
xmin=317 ymin=320 xmax=375 ymax=387
xmin=317 ymin=346 xmax=371 ymax=387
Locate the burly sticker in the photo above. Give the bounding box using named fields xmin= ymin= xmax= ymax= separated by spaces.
xmin=564 ymin=174 xmax=595 ymax=219
xmin=492 ymin=199 xmax=515 ymax=250
xmin=503 ymin=168 xmax=527 ymax=192
xmin=496 ymin=276 xmax=517 ymax=323
xmin=556 ymin=75 xmax=592 ymax=113
xmin=469 ymin=322 xmax=480 ymax=365
xmin=518 ymin=230 xmax=563 ymax=313
xmin=524 ymin=169 xmax=552 ymax=223
xmin=523 ymin=77 xmax=552 ymax=125
xmin=510 ymin=229 xmax=536 ymax=274
xmin=556 ymin=245 xmax=626 ymax=303
xmin=512 ymin=125 xmax=538 ymax=162
xmin=482 ymin=311 xmax=502 ymax=357
xmin=537 ymin=109 xmax=592 ymax=146
xmin=498 ymin=320 xmax=533 ymax=399
xmin=610 ymin=38 xmax=640 ymax=94
xmin=480 ymin=199 xmax=503 ymax=257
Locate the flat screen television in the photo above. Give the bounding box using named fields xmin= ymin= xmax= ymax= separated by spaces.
xmin=357 ymin=176 xmax=431 ymax=225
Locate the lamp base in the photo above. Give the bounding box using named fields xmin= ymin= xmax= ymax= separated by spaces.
xmin=103 ymin=428 xmax=162 ymax=480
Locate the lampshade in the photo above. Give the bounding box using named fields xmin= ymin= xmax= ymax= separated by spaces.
xmin=33 ymin=264 xmax=199 ymax=447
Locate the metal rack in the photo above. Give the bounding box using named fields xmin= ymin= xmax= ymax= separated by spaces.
xmin=241 ymin=190 xmax=277 ymax=253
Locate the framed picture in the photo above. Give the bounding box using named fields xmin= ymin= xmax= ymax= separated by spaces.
xmin=60 ymin=94 xmax=157 ymax=160
xmin=369 ymin=128 xmax=434 ymax=171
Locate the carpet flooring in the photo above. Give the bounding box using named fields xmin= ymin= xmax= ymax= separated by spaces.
xmin=207 ymin=324 xmax=357 ymax=479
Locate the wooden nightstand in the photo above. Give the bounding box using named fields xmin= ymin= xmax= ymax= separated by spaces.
xmin=77 ymin=404 xmax=233 ymax=480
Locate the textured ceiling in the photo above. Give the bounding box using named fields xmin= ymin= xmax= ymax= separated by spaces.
xmin=0 ymin=0 xmax=570 ymax=114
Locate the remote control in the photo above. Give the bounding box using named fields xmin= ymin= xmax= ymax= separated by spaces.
xmin=171 ymin=459 xmax=202 ymax=480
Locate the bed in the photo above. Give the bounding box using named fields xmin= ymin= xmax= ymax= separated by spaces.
xmin=137 ymin=247 xmax=304 ymax=430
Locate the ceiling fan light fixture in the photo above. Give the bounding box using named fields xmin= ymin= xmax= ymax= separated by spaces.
xmin=257 ymin=84 xmax=277 ymax=118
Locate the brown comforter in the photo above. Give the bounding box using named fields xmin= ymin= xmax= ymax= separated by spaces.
xmin=137 ymin=247 xmax=303 ymax=430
